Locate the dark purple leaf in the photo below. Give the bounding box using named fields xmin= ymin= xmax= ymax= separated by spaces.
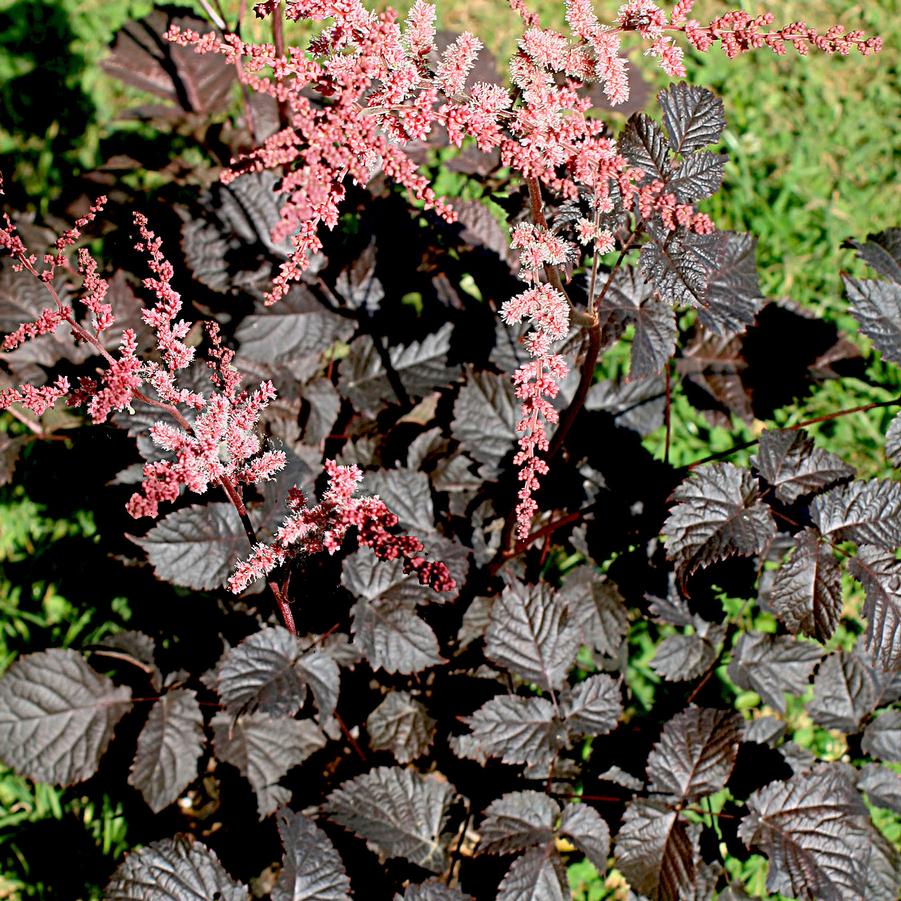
xmin=849 ymin=545 xmax=901 ymax=671
xmin=479 ymin=791 xmax=559 ymax=854
xmin=585 ymin=373 xmax=666 ymax=435
xmin=812 ymin=479 xmax=901 ymax=549
xmin=754 ymin=429 xmax=854 ymax=504
xmin=558 ymin=803 xmax=610 ymax=871
xmin=102 ymin=10 xmax=236 ymax=115
xmin=451 ymin=369 xmax=518 ymax=471
xmin=563 ymin=674 xmax=622 ymax=737
xmin=561 ymin=570 xmax=629 ymax=658
xmin=728 ymin=634 xmax=821 ymax=713
xmin=844 ymin=276 xmax=901 ymax=366
xmin=667 ymin=151 xmax=727 ymax=203
xmin=597 ymin=267 xmax=676 ymax=378
xmin=650 ymin=630 xmax=720 ymax=682
xmin=351 ymin=597 xmax=443 ymax=675
xmin=848 ymin=228 xmax=901 ymax=282
xmin=364 ymin=469 xmax=435 ymax=536
xmin=770 ymin=528 xmax=843 ymax=642
xmin=485 ymin=583 xmax=579 ymax=691
xmin=744 ymin=716 xmax=786 ymax=746
xmin=886 ymin=412 xmax=901 ymax=468
xmin=129 ymin=689 xmax=204 ymax=813
xmin=335 ymin=244 xmax=384 ymax=313
xmin=615 ymin=800 xmax=697 ymax=901
xmin=639 ymin=230 xmax=724 ymax=309
xmin=0 ymin=649 xmax=131 ymax=786
xmin=366 ymin=691 xmax=435 ymax=763
xmin=212 ymin=714 xmax=325 ymax=818
xmin=326 ymin=767 xmax=454 ymax=872
xmin=619 ymin=113 xmax=672 ymax=182
xmin=866 ymin=824 xmax=901 ymax=901
xmin=657 ymin=84 xmax=726 ymax=154
xmin=739 ymin=766 xmax=870 ymax=901
xmin=698 ymin=233 xmax=764 ymax=336
xmin=677 ymin=331 xmax=753 ymax=425
xmin=463 ymin=696 xmax=561 ymax=767
xmin=858 ymin=764 xmax=901 ymax=814
xmin=862 ymin=710 xmax=901 ymax=762
xmin=663 ymin=463 xmax=776 ymax=579
xmin=273 ymin=809 xmax=352 ymax=901
xmin=496 ymin=846 xmax=569 ymax=901
xmin=646 ymin=707 xmax=742 ymax=801
xmin=809 ymin=649 xmax=887 ymax=732
xmin=395 ymin=882 xmax=472 ymax=901
xmin=132 ymin=503 xmax=247 ymax=592
xmin=106 ymin=836 xmax=247 ymax=901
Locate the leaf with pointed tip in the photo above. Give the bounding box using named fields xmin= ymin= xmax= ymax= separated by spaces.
xmin=451 ymin=369 xmax=518 ymax=471
xmin=663 ymin=463 xmax=776 ymax=579
xmin=647 ymin=707 xmax=742 ymax=801
xmin=615 ymin=800 xmax=697 ymax=901
xmin=105 ymin=836 xmax=247 ymax=901
xmin=563 ymin=674 xmax=622 ymax=737
xmin=770 ymin=528 xmax=842 ymax=642
xmin=887 ymin=413 xmax=901 ymax=468
xmin=698 ymin=232 xmax=764 ymax=336
xmin=339 ymin=324 xmax=459 ymax=411
xmin=858 ymin=764 xmax=901 ymax=814
xmin=496 ymin=846 xmax=569 ymax=901
xmin=754 ymin=430 xmax=854 ymax=504
xmin=845 ymin=276 xmax=901 ymax=366
xmin=619 ymin=113 xmax=671 ymax=182
xmin=133 ymin=503 xmax=247 ymax=591
xmin=351 ymin=596 xmax=443 ymax=675
xmin=651 ymin=632 xmax=719 ymax=682
xmin=367 ymin=691 xmax=435 ymax=763
xmin=658 ymin=83 xmax=725 ymax=154
xmin=597 ymin=267 xmax=676 ymax=378
xmin=217 ymin=627 xmax=306 ymax=717
xmin=639 ymin=230 xmax=724 ymax=309
xmin=866 ymin=824 xmax=901 ymax=901
xmin=849 ymin=545 xmax=901 ymax=671
xmin=739 ymin=766 xmax=870 ymax=901
xmin=213 ymin=714 xmax=325 ymax=818
xmin=668 ymin=151 xmax=726 ymax=203
xmin=273 ymin=809 xmax=352 ymax=901
xmin=848 ymin=228 xmax=901 ymax=282
xmin=728 ymin=634 xmax=821 ymax=713
xmin=561 ymin=571 xmax=628 ymax=658
xmin=862 ymin=710 xmax=901 ymax=762
xmin=327 ymin=767 xmax=454 ymax=873
xmin=129 ymin=689 xmax=204 ymax=813
xmin=0 ymin=649 xmax=131 ymax=786
xmin=809 ymin=649 xmax=886 ymax=733
xmin=485 ymin=583 xmax=579 ymax=691
xmin=294 ymin=651 xmax=340 ymax=722
xmin=559 ymin=804 xmax=610 ymax=872
xmin=464 ymin=695 xmax=561 ymax=767
xmin=479 ymin=791 xmax=559 ymax=855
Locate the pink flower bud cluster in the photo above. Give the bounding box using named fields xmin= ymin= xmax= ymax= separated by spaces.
xmin=638 ymin=180 xmax=715 ymax=234
xmin=229 ymin=461 xmax=456 ymax=595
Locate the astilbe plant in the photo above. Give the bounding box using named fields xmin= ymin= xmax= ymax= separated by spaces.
xmin=0 ymin=2 xmax=897 ymax=900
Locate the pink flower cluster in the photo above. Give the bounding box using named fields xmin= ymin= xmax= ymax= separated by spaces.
xmin=638 ymin=180 xmax=715 ymax=234
xmin=229 ymin=461 xmax=456 ymax=595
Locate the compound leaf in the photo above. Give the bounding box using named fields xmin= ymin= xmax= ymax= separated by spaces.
xmin=639 ymin=230 xmax=724 ymax=309
xmin=668 ymin=151 xmax=727 ymax=203
xmin=848 ymin=228 xmax=901 ymax=282
xmin=663 ymin=463 xmax=776 ymax=579
xmin=698 ymin=232 xmax=764 ymax=337
xmin=0 ymin=649 xmax=131 ymax=786
xmin=739 ymin=766 xmax=870 ymax=901
xmin=563 ymin=674 xmax=622 ymax=737
xmin=770 ymin=528 xmax=843 ymax=642
xmin=849 ymin=545 xmax=901 ymax=671
xmin=129 ymin=688 xmax=204 ymax=813
xmin=485 ymin=583 xmax=579 ymax=691
xmin=327 ymin=766 xmax=454 ymax=873
xmin=559 ymin=804 xmax=610 ymax=872
xmin=105 ymin=836 xmax=247 ymax=901
xmin=273 ymin=809 xmax=352 ymax=901
xmin=619 ymin=113 xmax=671 ymax=182
xmin=754 ymin=430 xmax=854 ymax=504
xmin=845 ymin=276 xmax=901 ymax=366
xmin=366 ymin=691 xmax=436 ymax=763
